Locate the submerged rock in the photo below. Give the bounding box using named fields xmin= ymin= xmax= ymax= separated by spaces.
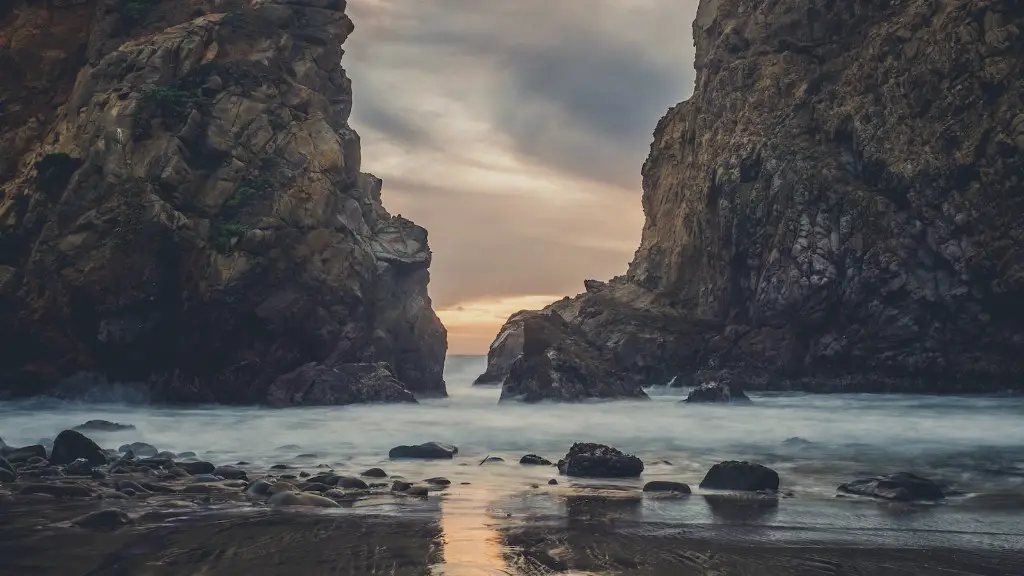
xmin=557 ymin=443 xmax=644 ymax=478
xmin=519 ymin=454 xmax=553 ymax=466
xmin=682 ymin=382 xmax=750 ymax=404
xmin=388 ymin=442 xmax=458 ymax=460
xmin=391 ymin=480 xmax=413 ymax=492
xmin=838 ymin=472 xmax=945 ymax=502
xmin=64 ymin=458 xmax=94 ymax=476
xmin=178 ymin=461 xmax=216 ymax=475
xmin=424 ymin=477 xmax=450 ymax=486
xmin=50 ymin=430 xmax=106 ymax=466
xmin=699 ymin=461 xmax=780 ymax=492
xmin=73 ymin=420 xmax=135 ymax=433
xmin=268 ymin=491 xmax=340 ymax=509
xmin=212 ymin=466 xmax=248 ymax=481
xmin=118 ymin=442 xmax=158 ymax=457
xmin=361 ymin=468 xmax=388 ymax=478
xmin=495 ymin=311 xmax=648 ymax=403
xmin=267 ymin=362 xmax=418 ymax=407
xmin=643 ymin=481 xmax=691 ymax=494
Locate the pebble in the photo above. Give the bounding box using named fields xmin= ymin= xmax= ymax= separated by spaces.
xmin=404 ymin=486 xmax=429 ymax=497
xmin=548 ymin=479 xmax=558 ymax=485
xmin=178 ymin=461 xmax=215 ymax=475
xmin=73 ymin=420 xmax=135 ymax=433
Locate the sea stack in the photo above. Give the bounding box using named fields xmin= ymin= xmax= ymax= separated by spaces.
xmin=0 ymin=0 xmax=446 ymax=404
xmin=480 ymin=0 xmax=1024 ymax=398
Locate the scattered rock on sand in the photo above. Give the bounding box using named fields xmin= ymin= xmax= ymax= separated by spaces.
xmin=389 ymin=442 xmax=458 ymax=459
xmin=73 ymin=420 xmax=135 ymax=433
xmin=324 ymin=489 xmax=348 ymax=500
xmin=19 ymin=483 xmax=93 ymax=498
xmin=64 ymin=458 xmax=94 ymax=476
xmin=424 ymin=477 xmax=451 ymax=486
xmin=838 ymin=472 xmax=945 ymax=502
xmin=700 ymin=461 xmax=780 ymax=492
xmin=213 ymin=466 xmax=248 ymax=480
xmin=643 ymin=481 xmax=692 ymax=494
xmin=391 ymin=480 xmax=413 ymax=492
xmin=50 ymin=430 xmax=107 ymax=466
xmin=520 ymin=454 xmax=552 ymax=466
xmin=404 ymin=486 xmax=429 ymax=497
xmin=335 ymin=476 xmax=368 ymax=489
xmin=548 ymin=479 xmax=558 ymax=485
xmin=361 ymin=468 xmax=388 ymax=478
xmin=71 ymin=509 xmax=133 ymax=529
xmin=178 ymin=461 xmax=215 ymax=475
xmin=682 ymin=382 xmax=750 ymax=404
xmin=118 ymin=443 xmax=158 ymax=457
xmin=245 ymin=479 xmax=275 ymax=497
xmin=268 ymin=491 xmax=340 ymax=508
xmin=557 ymin=443 xmax=644 ymax=478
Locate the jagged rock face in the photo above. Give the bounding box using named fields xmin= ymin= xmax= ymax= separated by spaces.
xmin=0 ymin=0 xmax=447 ymax=403
xmin=480 ymin=0 xmax=1024 ymax=394
xmin=496 ymin=310 xmax=648 ymax=403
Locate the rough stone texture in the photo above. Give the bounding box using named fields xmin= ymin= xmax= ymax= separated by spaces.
xmin=699 ymin=461 xmax=780 ymax=492
xmin=266 ymin=362 xmax=416 ymax=407
xmin=0 ymin=0 xmax=446 ymax=404
xmin=388 ymin=442 xmax=458 ymax=460
xmin=50 ymin=430 xmax=106 ymax=466
xmin=556 ymin=442 xmax=644 ymax=479
xmin=495 ymin=309 xmax=650 ymax=403
xmin=838 ymin=472 xmax=945 ymax=501
xmin=480 ymin=0 xmax=1024 ymax=394
xmin=683 ymin=381 xmax=751 ymax=403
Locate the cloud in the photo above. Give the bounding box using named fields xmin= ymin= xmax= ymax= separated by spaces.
xmin=342 ymin=0 xmax=700 ymax=351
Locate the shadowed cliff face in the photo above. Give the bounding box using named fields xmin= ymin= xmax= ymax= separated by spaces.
xmin=481 ymin=0 xmax=1024 ymax=396
xmin=0 ymin=0 xmax=447 ymax=403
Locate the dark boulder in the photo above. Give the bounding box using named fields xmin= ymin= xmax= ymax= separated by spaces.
xmin=267 ymin=362 xmax=418 ymax=407
xmin=334 ymin=476 xmax=369 ymax=489
xmin=556 ymin=443 xmax=644 ymax=478
xmin=361 ymin=467 xmax=388 ymax=478
xmin=424 ymin=477 xmax=451 ymax=486
xmin=118 ymin=442 xmax=158 ymax=457
xmin=699 ymin=461 xmax=779 ymax=492
xmin=389 ymin=442 xmax=458 ymax=460
xmin=73 ymin=420 xmax=135 ymax=432
xmin=71 ymin=509 xmax=133 ymax=530
xmin=50 ymin=430 xmax=106 ymax=466
xmin=682 ymin=382 xmax=750 ymax=404
xmin=643 ymin=481 xmax=691 ymax=494
xmin=495 ymin=311 xmax=648 ymax=402
xmin=519 ymin=454 xmax=553 ymax=466
xmin=64 ymin=458 xmax=94 ymax=476
xmin=178 ymin=461 xmax=216 ymax=475
xmin=2 ymin=444 xmax=47 ymax=463
xmin=838 ymin=472 xmax=945 ymax=502
xmin=213 ymin=466 xmax=248 ymax=480
xmin=391 ymin=480 xmax=413 ymax=492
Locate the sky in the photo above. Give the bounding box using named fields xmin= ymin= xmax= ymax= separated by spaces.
xmin=343 ymin=0 xmax=701 ymax=354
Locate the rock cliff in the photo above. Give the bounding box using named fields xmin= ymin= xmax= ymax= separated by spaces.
xmin=0 ymin=0 xmax=447 ymax=404
xmin=482 ymin=0 xmax=1024 ymax=397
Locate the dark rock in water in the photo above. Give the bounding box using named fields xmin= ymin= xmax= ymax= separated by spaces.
xmin=683 ymin=382 xmax=750 ymax=404
xmin=391 ymin=480 xmax=413 ymax=492
xmin=295 ymin=454 xmax=317 ymax=459
xmin=838 ymin=472 xmax=945 ymax=502
xmin=556 ymin=443 xmax=644 ymax=478
xmin=213 ymin=466 xmax=248 ymax=481
xmin=268 ymin=491 xmax=341 ymax=508
xmin=299 ymin=482 xmax=331 ymax=493
xmin=700 ymin=461 xmax=780 ymax=492
xmin=118 ymin=442 xmax=158 ymax=457
xmin=519 ymin=454 xmax=553 ymax=466
xmin=643 ymin=481 xmax=691 ymax=494
xmin=306 ymin=473 xmax=337 ymax=485
xmin=73 ymin=420 xmax=135 ymax=433
xmin=0 ymin=467 xmax=14 ymax=483
xmin=299 ymin=471 xmax=310 ymax=478
xmin=245 ymin=479 xmax=275 ymax=497
xmin=178 ymin=451 xmax=197 ymax=459
xmin=3 ymin=444 xmax=47 ymax=463
xmin=178 ymin=461 xmax=215 ymax=475
xmin=64 ymin=458 xmax=94 ymax=476
xmin=783 ymin=437 xmax=812 ymax=446
xmin=389 ymin=442 xmax=458 ymax=460
xmin=50 ymin=430 xmax=106 ymax=466
xmin=19 ymin=483 xmax=93 ymax=498
xmin=361 ymin=467 xmax=388 ymax=478
xmin=267 ymin=362 xmax=418 ymax=407
xmin=494 ymin=311 xmax=649 ymax=402
xmin=548 ymin=479 xmax=558 ymax=485
xmin=270 ymin=464 xmax=291 ymax=470
xmin=424 ymin=477 xmax=450 ymax=486
xmin=156 ymin=451 xmax=178 ymax=460
xmin=71 ymin=509 xmax=133 ymax=530
xmin=405 ymin=485 xmax=429 ymax=497
xmin=481 ymin=457 xmax=504 ymax=464
xmin=334 ymin=476 xmax=368 ymax=489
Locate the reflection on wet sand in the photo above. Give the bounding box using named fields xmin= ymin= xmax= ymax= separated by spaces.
xmin=703 ymin=493 xmax=779 ymax=523
xmin=436 ymin=488 xmax=506 ymax=575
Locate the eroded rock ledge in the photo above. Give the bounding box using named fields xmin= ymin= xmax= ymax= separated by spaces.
xmin=0 ymin=0 xmax=446 ymax=404
xmin=481 ymin=0 xmax=1024 ymax=399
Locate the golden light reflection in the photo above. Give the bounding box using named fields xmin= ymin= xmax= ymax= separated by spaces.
xmin=437 ymin=294 xmax=564 ymax=355
xmin=436 ymin=490 xmax=507 ymax=575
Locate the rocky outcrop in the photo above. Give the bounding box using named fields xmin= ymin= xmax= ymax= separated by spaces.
xmin=493 ymin=309 xmax=649 ymax=403
xmin=0 ymin=0 xmax=446 ymax=403
xmin=480 ymin=0 xmax=1024 ymax=394
xmin=838 ymin=472 xmax=945 ymax=502
xmin=682 ymin=381 xmax=750 ymax=403
xmin=557 ymin=442 xmax=644 ymax=478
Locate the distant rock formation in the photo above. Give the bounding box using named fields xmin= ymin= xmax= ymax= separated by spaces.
xmin=481 ymin=0 xmax=1024 ymax=397
xmin=0 ymin=0 xmax=446 ymax=404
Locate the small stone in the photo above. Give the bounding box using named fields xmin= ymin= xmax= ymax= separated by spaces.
xmin=530 ymin=483 xmax=539 ymax=489
xmin=156 ymin=451 xmax=178 ymax=460
xmin=300 ymin=482 xmax=331 ymax=493
xmin=178 ymin=461 xmax=215 ymax=475
xmin=178 ymin=451 xmax=197 ymax=459
xmin=643 ymin=481 xmax=692 ymax=494
xmin=71 ymin=509 xmax=133 ymax=529
xmin=324 ymin=489 xmax=347 ymax=500
xmin=404 ymin=486 xmax=429 ymax=497
xmin=391 ymin=480 xmax=412 ymax=492
xmin=482 ymin=457 xmax=504 ymax=464
xmin=245 ymin=479 xmax=275 ymax=497
xmin=119 ymin=488 xmax=137 ymax=497
xmin=268 ymin=491 xmax=340 ymax=508
xmin=361 ymin=467 xmax=388 ymax=478
xmin=424 ymin=477 xmax=450 ymax=486
xmin=212 ymin=466 xmax=248 ymax=480
xmin=519 ymin=454 xmax=553 ymax=466
xmin=65 ymin=458 xmax=94 ymax=476
xmin=280 ymin=474 xmax=298 ymax=480
xmin=548 ymin=479 xmax=558 ymax=485
xmin=73 ymin=420 xmax=135 ymax=433
xmin=269 ymin=482 xmax=297 ymax=494
xmin=270 ymin=464 xmax=291 ymax=470
xmin=118 ymin=442 xmax=158 ymax=457
xmin=683 ymin=381 xmax=750 ymax=404
xmin=97 ymin=490 xmax=128 ymax=500
xmin=334 ymin=476 xmax=368 ymax=489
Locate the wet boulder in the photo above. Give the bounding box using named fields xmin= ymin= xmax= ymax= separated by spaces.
xmin=267 ymin=362 xmax=418 ymax=407
xmin=699 ymin=461 xmax=779 ymax=491
xmin=643 ymin=481 xmax=691 ymax=494
xmin=361 ymin=467 xmax=388 ymax=478
xmin=64 ymin=458 xmax=95 ymax=476
xmin=520 ymin=454 xmax=553 ymax=466
xmin=2 ymin=444 xmax=47 ymax=463
xmin=389 ymin=442 xmax=458 ymax=459
xmin=212 ymin=466 xmax=248 ymax=480
xmin=837 ymin=472 xmax=945 ymax=502
xmin=50 ymin=430 xmax=106 ymax=466
xmin=557 ymin=442 xmax=644 ymax=478
xmin=118 ymin=442 xmax=158 ymax=457
xmin=682 ymin=381 xmax=750 ymax=404
xmin=268 ymin=491 xmax=341 ymax=508
xmin=178 ymin=461 xmax=216 ymax=475
xmin=71 ymin=509 xmax=133 ymax=530
xmin=73 ymin=420 xmax=135 ymax=432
